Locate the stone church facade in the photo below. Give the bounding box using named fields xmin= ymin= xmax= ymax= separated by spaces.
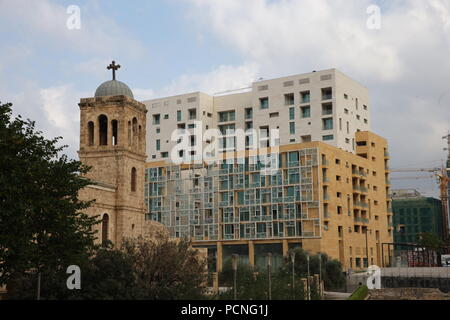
xmin=78 ymin=66 xmax=163 ymax=246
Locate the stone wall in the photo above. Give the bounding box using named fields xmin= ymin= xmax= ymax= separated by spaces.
xmin=369 ymin=288 xmax=450 ymax=300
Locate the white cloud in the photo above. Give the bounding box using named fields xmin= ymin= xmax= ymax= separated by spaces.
xmin=0 ymin=0 xmax=145 ymax=57
xmin=159 ymin=63 xmax=259 ymax=96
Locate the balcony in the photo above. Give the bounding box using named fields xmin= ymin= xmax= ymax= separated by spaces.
xmin=219 ymin=201 xmax=230 ymax=207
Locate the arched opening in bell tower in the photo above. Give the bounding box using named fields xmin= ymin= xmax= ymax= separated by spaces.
xmin=132 ymin=117 xmax=138 ymax=146
xmin=98 ymin=115 xmax=108 ymax=146
xmin=87 ymin=121 xmax=94 ymax=146
xmin=112 ymin=119 xmax=118 ymax=146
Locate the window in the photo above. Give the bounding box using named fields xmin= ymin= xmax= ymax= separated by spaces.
xmin=218 ymin=110 xmax=236 ymax=122
xmin=188 ymin=123 xmax=196 ymax=129
xmin=98 ymin=115 xmax=108 ymax=146
xmin=321 ymin=87 xmax=332 ymax=100
xmin=245 ymin=108 xmax=253 ymax=119
xmin=131 ymin=167 xmax=137 ymax=192
xmin=300 ymin=91 xmax=310 ymax=103
xmin=344 ymin=108 xmax=349 ymax=114
xmin=269 ymin=112 xmax=279 ymax=118
xmin=153 ymin=114 xmax=160 ymax=125
xmin=289 ymin=107 xmax=295 ymax=120
xmin=156 ymin=139 xmax=160 ymax=151
xmin=322 ymin=103 xmax=333 ymax=115
xmin=132 ymin=118 xmax=138 ymax=146
xmin=363 ymin=105 xmax=368 ymax=110
xmin=177 ymin=110 xmax=182 ymax=122
xmin=289 ymin=122 xmax=295 ymax=134
xmin=245 ymin=121 xmax=253 ymax=130
xmin=344 ymin=94 xmax=348 ymax=99
xmin=127 ymin=121 xmax=132 ymax=145
xmin=260 ymin=97 xmax=269 ymax=109
xmin=219 ymin=124 xmax=235 ymax=135
xmin=300 ymin=106 xmax=311 ymax=118
xmin=87 ymin=121 xmax=94 ymax=146
xmin=161 ymin=152 xmax=168 ymax=158
xmin=111 ymin=120 xmax=118 ymax=146
xmin=101 ymin=214 xmax=109 ymax=247
xmin=323 ymin=135 xmax=334 ymax=141
xmin=284 ymin=93 xmax=294 ymax=105
xmin=188 ymin=108 xmax=197 ymax=120
xmin=164 ymin=114 xmax=169 ymax=119
xmin=322 ymin=118 xmax=333 ymax=130
xmin=190 ymin=135 xmax=196 ymax=146
xmin=301 ymin=135 xmax=311 ymax=143
xmin=156 ymin=128 xmax=160 ymax=134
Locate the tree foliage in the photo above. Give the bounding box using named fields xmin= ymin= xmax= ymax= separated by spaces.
xmin=0 ymin=101 xmax=98 ymax=290
xmin=8 ymin=234 xmax=207 ymax=300
xmin=416 ymin=232 xmax=446 ymax=252
xmin=217 ymin=248 xmax=345 ymax=300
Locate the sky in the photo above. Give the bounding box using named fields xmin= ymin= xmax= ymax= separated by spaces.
xmin=0 ymin=0 xmax=449 ymax=197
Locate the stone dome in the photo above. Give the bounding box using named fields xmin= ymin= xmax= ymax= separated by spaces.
xmin=95 ymin=80 xmax=134 ymax=99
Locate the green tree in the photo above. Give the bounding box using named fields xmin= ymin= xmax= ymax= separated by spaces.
xmin=417 ymin=232 xmax=444 ymax=252
xmin=122 ymin=234 xmax=207 ymax=300
xmin=282 ymin=248 xmax=345 ymax=291
xmin=0 ymin=102 xmax=98 ymax=295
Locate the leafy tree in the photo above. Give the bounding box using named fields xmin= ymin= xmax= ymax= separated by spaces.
xmin=122 ymin=234 xmax=207 ymax=300
xmin=0 ymin=102 xmax=98 ymax=295
xmin=9 ymin=234 xmax=208 ymax=300
xmin=282 ymin=248 xmax=345 ymax=291
xmin=417 ymin=232 xmax=444 ymax=252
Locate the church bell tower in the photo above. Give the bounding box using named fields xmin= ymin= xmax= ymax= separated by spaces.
xmin=78 ymin=61 xmax=148 ymax=246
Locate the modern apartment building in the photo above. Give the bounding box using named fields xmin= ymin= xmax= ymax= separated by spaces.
xmin=142 ymin=68 xmax=392 ymax=272
xmin=143 ymin=69 xmax=371 ymax=161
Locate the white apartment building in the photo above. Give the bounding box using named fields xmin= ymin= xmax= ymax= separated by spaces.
xmin=143 ymin=69 xmax=371 ymax=161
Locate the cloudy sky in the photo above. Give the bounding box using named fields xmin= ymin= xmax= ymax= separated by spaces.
xmin=0 ymin=0 xmax=449 ymax=196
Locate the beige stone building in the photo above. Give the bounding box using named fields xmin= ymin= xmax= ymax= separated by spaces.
xmin=78 ymin=70 xmax=163 ymax=246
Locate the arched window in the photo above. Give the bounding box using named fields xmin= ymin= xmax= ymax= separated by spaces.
xmin=128 ymin=120 xmax=132 ymax=146
xmin=88 ymin=121 xmax=94 ymax=146
xmin=112 ymin=120 xmax=118 ymax=146
xmin=131 ymin=167 xmax=137 ymax=192
xmin=101 ymin=214 xmax=109 ymax=246
xmin=98 ymin=115 xmax=108 ymax=146
xmin=138 ymin=125 xmax=142 ymax=149
xmin=132 ymin=118 xmax=138 ymax=146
